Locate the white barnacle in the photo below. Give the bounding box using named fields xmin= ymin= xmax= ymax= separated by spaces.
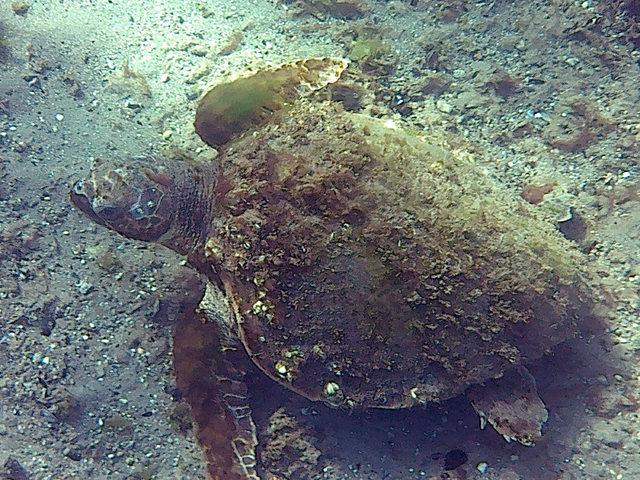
xmin=251 ymin=294 xmax=274 ymax=317
xmin=275 ymin=361 xmax=288 ymax=377
xmin=251 ymin=300 xmax=265 ymax=315
xmin=324 ymin=381 xmax=340 ymax=397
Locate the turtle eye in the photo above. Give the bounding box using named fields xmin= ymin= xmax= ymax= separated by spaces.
xmin=72 ymin=180 xmax=85 ymax=195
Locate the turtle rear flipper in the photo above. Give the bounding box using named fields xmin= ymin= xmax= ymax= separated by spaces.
xmin=173 ymin=302 xmax=259 ymax=479
xmin=467 ymin=366 xmax=549 ymax=446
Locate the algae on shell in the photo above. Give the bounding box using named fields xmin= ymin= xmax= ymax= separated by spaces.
xmin=204 ymin=99 xmax=599 ymax=409
xmin=195 ymin=58 xmax=348 ymax=148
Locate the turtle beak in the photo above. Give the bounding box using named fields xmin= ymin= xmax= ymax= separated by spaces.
xmin=70 ymin=179 xmax=108 ymax=227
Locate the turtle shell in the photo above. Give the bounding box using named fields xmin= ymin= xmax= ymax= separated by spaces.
xmin=199 ymin=102 xmax=597 ymax=409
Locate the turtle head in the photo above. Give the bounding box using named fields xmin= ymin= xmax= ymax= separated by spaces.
xmin=70 ymin=158 xmax=177 ymax=243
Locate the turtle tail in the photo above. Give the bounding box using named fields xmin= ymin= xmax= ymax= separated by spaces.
xmin=173 ymin=306 xmax=260 ymax=480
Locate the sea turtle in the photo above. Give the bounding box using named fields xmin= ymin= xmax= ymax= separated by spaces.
xmin=70 ymin=59 xmax=599 ymax=479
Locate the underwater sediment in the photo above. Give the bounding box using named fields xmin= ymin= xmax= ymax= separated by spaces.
xmin=69 ymin=58 xmax=603 ymax=478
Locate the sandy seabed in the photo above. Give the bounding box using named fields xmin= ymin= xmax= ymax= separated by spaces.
xmin=0 ymin=1 xmax=639 ymax=479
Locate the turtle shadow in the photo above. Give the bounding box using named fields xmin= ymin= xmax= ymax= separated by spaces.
xmin=250 ymin=329 xmax=637 ymax=479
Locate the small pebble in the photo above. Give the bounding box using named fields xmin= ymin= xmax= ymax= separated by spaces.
xmin=436 ymin=99 xmax=453 ymax=114
xmin=477 ymin=462 xmax=489 ymax=473
xmin=444 ymin=449 xmax=468 ymax=470
xmin=162 ymin=130 xmax=173 ymax=140
xmin=11 ymin=1 xmax=30 ymax=16
xmin=55 ymin=113 xmax=64 ymax=121
xmin=76 ymin=280 xmax=93 ymax=295
xmin=2 ymin=457 xmax=29 ymax=480
xmin=64 ymin=447 xmax=82 ymax=461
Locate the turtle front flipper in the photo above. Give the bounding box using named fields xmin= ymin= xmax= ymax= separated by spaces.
xmin=467 ymin=366 xmax=549 ymax=446
xmin=173 ymin=293 xmax=260 ymax=480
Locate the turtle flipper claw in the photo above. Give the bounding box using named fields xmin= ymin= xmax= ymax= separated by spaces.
xmin=468 ymin=366 xmax=549 ymax=446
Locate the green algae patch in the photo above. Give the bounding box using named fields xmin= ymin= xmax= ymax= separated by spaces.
xmin=194 ymin=58 xmax=348 ymax=148
xmin=348 ymin=27 xmax=394 ymax=75
xmin=350 ymin=38 xmax=386 ymax=62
